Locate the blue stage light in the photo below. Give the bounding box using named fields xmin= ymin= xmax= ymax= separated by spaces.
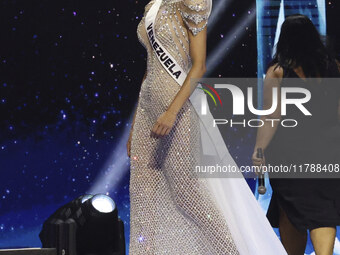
xmin=91 ymin=194 xmax=116 ymax=213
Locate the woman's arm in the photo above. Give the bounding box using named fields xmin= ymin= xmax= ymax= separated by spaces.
xmin=166 ymin=28 xmax=207 ymax=114
xmin=252 ymin=65 xmax=283 ymax=166
xmin=150 ymin=27 xmax=208 ymax=138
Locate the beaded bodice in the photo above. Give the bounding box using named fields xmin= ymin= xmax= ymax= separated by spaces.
xmin=137 ymin=0 xmax=211 ymax=73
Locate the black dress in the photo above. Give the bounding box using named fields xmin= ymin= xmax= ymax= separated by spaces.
xmin=265 ymin=62 xmax=340 ymax=232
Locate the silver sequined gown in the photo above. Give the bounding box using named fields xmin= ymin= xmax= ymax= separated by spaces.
xmin=130 ymin=0 xmax=239 ymax=254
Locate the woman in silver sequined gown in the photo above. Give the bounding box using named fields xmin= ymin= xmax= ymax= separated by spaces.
xmin=126 ymin=0 xmax=240 ymax=254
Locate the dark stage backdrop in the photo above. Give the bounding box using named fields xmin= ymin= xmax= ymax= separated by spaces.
xmin=0 ymin=0 xmax=338 ymax=252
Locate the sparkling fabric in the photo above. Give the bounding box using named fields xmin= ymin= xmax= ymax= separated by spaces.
xmin=129 ymin=0 xmax=240 ymax=254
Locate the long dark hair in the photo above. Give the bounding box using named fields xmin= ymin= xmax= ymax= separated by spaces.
xmin=272 ymin=14 xmax=336 ymax=77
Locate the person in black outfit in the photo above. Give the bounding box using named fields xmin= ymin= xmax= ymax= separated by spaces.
xmin=253 ymin=14 xmax=340 ymax=255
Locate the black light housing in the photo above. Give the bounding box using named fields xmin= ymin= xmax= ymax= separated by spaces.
xmin=72 ymin=194 xmax=121 ymax=254
xmin=40 ymin=194 xmax=125 ymax=255
xmin=40 ymin=195 xmax=92 ymax=248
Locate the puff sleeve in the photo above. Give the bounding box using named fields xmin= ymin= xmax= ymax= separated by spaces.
xmin=180 ymin=0 xmax=212 ymax=36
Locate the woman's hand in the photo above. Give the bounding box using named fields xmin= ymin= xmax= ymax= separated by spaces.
xmin=127 ymin=131 xmax=133 ymax=157
xmin=151 ymin=110 xmax=177 ymax=138
xmin=252 ymin=149 xmax=266 ymax=175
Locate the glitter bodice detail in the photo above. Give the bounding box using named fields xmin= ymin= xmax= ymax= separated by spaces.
xmin=129 ymin=0 xmax=240 ymax=254
xmin=137 ymin=0 xmax=211 ymax=73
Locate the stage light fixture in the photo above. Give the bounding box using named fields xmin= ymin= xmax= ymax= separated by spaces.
xmin=71 ymin=194 xmax=124 ymax=255
xmin=39 ymin=195 xmax=91 ymax=249
xmin=40 ymin=194 xmax=125 ymax=255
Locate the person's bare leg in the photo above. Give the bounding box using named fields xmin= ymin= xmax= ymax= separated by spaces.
xmin=310 ymin=227 xmax=336 ymax=255
xmin=278 ymin=207 xmax=307 ymax=255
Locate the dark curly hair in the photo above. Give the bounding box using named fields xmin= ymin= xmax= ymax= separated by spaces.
xmin=272 ymin=14 xmax=338 ymax=77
